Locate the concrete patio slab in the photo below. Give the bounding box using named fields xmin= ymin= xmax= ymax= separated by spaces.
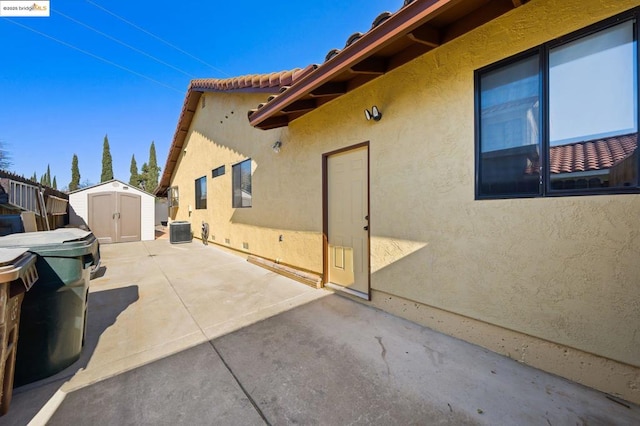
xmin=213 ymin=294 xmax=640 ymax=425
xmin=2 ymin=238 xmax=638 ymax=425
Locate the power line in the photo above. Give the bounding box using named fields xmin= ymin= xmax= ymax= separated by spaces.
xmin=4 ymin=19 xmax=184 ymax=94
xmin=54 ymin=10 xmax=196 ymax=78
xmin=85 ymin=0 xmax=230 ymax=77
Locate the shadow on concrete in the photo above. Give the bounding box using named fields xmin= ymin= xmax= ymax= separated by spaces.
xmin=2 ymin=285 xmax=139 ymax=426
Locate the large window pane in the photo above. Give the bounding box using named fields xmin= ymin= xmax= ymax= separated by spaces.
xmin=232 ymin=159 xmax=252 ymax=208
xmin=195 ymin=176 xmax=206 ymax=209
xmin=549 ymin=20 xmax=638 ymax=189
xmin=479 ymin=55 xmax=541 ymax=196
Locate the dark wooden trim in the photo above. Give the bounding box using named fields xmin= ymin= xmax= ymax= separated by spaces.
xmin=350 ymin=57 xmax=388 ymax=75
xmin=322 ymin=154 xmax=328 ymax=286
xmin=408 ymin=23 xmax=441 ymax=47
xmin=282 ymin=99 xmax=317 ymax=113
xmin=256 ymin=115 xmax=289 ymax=130
xmin=310 ymin=82 xmax=347 ymax=97
xmin=442 ymin=0 xmax=514 ymax=44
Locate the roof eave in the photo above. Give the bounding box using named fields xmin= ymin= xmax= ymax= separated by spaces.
xmin=249 ymin=0 xmax=530 ymax=130
xmin=248 ymin=0 xmax=461 ymax=129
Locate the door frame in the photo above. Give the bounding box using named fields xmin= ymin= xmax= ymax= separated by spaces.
xmin=322 ymin=141 xmax=371 ymax=300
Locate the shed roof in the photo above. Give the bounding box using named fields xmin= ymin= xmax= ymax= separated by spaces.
xmin=248 ymin=0 xmax=531 ymax=130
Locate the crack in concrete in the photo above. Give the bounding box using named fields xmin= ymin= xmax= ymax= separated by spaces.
xmin=375 ymin=336 xmax=390 ymax=376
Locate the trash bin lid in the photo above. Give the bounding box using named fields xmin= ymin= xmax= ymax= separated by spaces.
xmin=0 ymin=248 xmax=38 ymax=290
xmin=0 ymin=228 xmax=97 ymax=258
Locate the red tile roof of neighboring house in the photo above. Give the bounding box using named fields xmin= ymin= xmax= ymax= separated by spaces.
xmin=156 ymin=69 xmax=313 ymax=196
xmin=549 ymin=133 xmax=637 ymax=174
xmin=248 ymin=0 xmax=532 ymax=130
xmin=523 ymin=133 xmax=637 ymax=175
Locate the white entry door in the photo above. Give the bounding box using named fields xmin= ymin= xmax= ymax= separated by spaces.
xmin=327 ymin=146 xmax=369 ymax=297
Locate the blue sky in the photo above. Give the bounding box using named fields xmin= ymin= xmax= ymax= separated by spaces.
xmin=0 ymin=0 xmax=401 ymax=190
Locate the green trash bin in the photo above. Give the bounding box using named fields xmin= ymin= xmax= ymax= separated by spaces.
xmin=0 ymin=229 xmax=98 ymax=386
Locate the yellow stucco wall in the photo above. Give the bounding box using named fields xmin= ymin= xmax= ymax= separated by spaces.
xmin=169 ymin=91 xmax=323 ymax=273
xmin=284 ymin=0 xmax=640 ymax=369
xmin=169 ymin=0 xmax=639 ymax=402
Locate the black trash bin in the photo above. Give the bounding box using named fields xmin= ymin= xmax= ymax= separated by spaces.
xmin=0 ymin=229 xmax=99 ymax=386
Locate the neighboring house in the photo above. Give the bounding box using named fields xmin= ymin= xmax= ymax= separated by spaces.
xmin=157 ymin=0 xmax=640 ymax=405
xmin=0 ymin=170 xmax=69 ymax=231
xmin=69 ymin=179 xmax=155 ymax=243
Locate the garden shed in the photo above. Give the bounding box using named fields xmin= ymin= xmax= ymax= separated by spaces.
xmin=69 ymin=179 xmax=155 ymax=243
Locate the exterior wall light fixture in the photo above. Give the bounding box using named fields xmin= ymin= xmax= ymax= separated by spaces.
xmin=364 ymin=105 xmax=382 ymax=121
xmin=272 ymin=140 xmax=282 ymax=153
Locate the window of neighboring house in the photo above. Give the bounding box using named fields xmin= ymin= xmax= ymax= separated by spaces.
xmin=232 ymin=159 xmax=252 ymax=208
xmin=212 ymin=165 xmax=225 ymax=178
xmin=195 ymin=176 xmax=207 ymax=209
xmin=476 ymin=9 xmax=638 ymax=198
xmin=168 ymin=186 xmax=179 ymax=207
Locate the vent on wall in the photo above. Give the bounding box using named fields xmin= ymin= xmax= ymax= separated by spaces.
xmin=225 ymin=238 xmax=230 ymax=244
xmin=242 ymin=242 xmax=249 ymax=250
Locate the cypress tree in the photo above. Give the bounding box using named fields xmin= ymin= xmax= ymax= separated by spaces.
xmin=69 ymin=154 xmax=80 ymax=191
xmin=45 ymin=164 xmax=51 ymax=187
xmin=101 ymin=134 xmax=113 ymax=182
xmin=140 ymin=163 xmax=149 ymax=191
xmin=31 ymin=172 xmax=37 ymax=182
xmin=52 ymin=176 xmax=57 ymax=190
xmin=129 ymin=154 xmax=140 ymax=187
xmin=145 ymin=141 xmax=160 ymax=192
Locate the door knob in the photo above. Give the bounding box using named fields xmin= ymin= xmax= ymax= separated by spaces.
xmin=364 ymin=225 xmax=369 ymax=231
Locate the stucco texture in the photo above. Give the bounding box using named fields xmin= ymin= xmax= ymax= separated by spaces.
xmin=286 ymin=0 xmax=640 ymax=369
xmin=169 ymin=92 xmax=323 ymax=274
xmin=168 ymin=0 xmax=639 ymax=402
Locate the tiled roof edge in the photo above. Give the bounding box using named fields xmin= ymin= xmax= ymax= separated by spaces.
xmin=156 ymin=68 xmax=306 ymax=195
xmin=189 ymin=68 xmax=307 ymax=93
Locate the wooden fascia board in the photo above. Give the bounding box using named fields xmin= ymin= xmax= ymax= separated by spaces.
xmin=249 ymin=0 xmax=461 ymax=127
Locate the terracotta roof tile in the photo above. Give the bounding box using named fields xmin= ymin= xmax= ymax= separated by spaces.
xmin=345 ymin=32 xmax=364 ymax=47
xmin=545 ymin=133 xmax=637 ymax=174
xmin=371 ymin=12 xmax=393 ymax=28
xmin=325 ymin=48 xmax=341 ymax=62
xmin=190 ymin=69 xmax=301 ymax=92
